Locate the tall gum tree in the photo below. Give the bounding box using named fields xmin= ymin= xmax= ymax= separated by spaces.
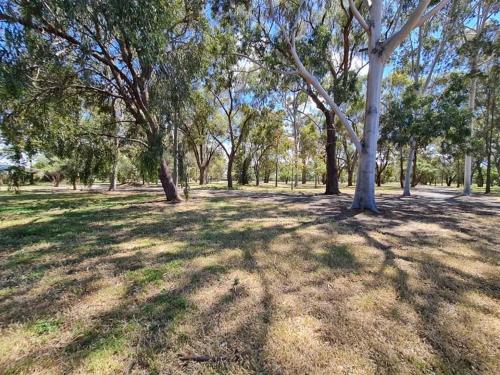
xmin=0 ymin=0 xmax=207 ymax=202
xmin=235 ymin=0 xmax=450 ymax=211
xmin=461 ymin=0 xmax=495 ymax=195
xmin=397 ymin=1 xmax=459 ymax=196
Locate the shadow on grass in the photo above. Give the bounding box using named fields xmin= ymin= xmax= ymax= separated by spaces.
xmin=0 ymin=188 xmax=498 ymax=373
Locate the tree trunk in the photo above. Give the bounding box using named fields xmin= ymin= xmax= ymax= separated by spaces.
xmin=411 ymin=146 xmax=418 ymax=187
xmin=264 ymin=169 xmax=270 ymax=184
xmin=352 ymin=56 xmax=384 ymax=212
xmin=399 ymin=149 xmax=404 ymax=188
xmin=255 ymin=164 xmax=260 ymax=186
xmin=227 ymin=155 xmax=234 ymax=189
xmin=109 ymin=147 xmax=118 ymax=191
xmin=275 ymin=156 xmax=278 ymax=187
xmin=376 ymin=168 xmax=382 ymax=187
xmin=403 ymin=139 xmax=416 ymax=196
xmin=173 ymin=122 xmax=178 ymax=187
xmin=325 ymin=110 xmax=340 ymax=195
xmin=109 ymin=168 xmax=117 ymax=191
xmin=159 ymin=157 xmax=181 ymax=202
xmin=476 ymin=160 xmax=484 ymax=187
xmin=199 ymin=165 xmax=206 ymax=185
xmin=464 ymin=58 xmax=478 ymax=195
xmin=347 ymin=169 xmax=354 ymax=187
xmin=301 ymin=161 xmax=307 ymax=184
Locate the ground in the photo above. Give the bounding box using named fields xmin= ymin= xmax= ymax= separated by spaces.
xmin=0 ymin=183 xmax=499 ymax=375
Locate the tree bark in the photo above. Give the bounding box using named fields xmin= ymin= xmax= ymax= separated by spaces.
xmin=173 ymin=122 xmax=178 ymax=187
xmin=485 ymin=88 xmax=494 ymax=193
xmin=159 ymin=157 xmax=181 ymax=202
xmin=411 ymin=146 xmax=418 ymax=187
xmin=227 ymin=155 xmax=234 ymax=189
xmin=109 ymin=144 xmax=119 ymax=191
xmin=109 ymin=166 xmax=117 ymax=191
xmin=275 ymin=155 xmax=278 ymax=187
xmin=464 ymin=60 xmax=478 ymax=195
xmin=325 ymin=110 xmax=340 ymax=195
xmin=352 ymin=56 xmax=384 ymax=212
xmin=400 ymin=149 xmax=404 ymax=188
xmin=403 ymin=139 xmax=416 ymax=196
xmin=475 ymin=160 xmax=484 ymax=187
xmin=347 ymin=169 xmax=354 ymax=187
xmin=199 ymin=165 xmax=206 ymax=185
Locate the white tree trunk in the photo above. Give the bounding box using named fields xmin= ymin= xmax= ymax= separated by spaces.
xmin=352 ymin=56 xmax=384 ymax=212
xmin=403 ymin=139 xmax=416 ymax=196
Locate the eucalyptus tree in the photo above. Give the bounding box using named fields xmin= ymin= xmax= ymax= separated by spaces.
xmin=482 ymin=65 xmax=499 ymax=193
xmin=248 ymin=109 xmax=284 ymax=186
xmin=209 ymin=70 xmax=258 ymax=189
xmin=393 ymin=0 xmax=459 ymax=196
xmin=179 ymin=91 xmax=220 ymax=185
xmin=291 ymin=1 xmax=365 ymax=194
xmin=458 ymin=0 xmax=498 ymax=195
xmin=0 ymin=0 xmax=207 ymax=202
xmin=230 ymin=0 xmax=450 ymax=211
xmin=299 ymin=119 xmax=320 ymax=184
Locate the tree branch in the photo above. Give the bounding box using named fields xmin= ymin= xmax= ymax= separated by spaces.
xmin=348 ymin=0 xmax=370 ymax=32
xmin=416 ymin=0 xmax=452 ymax=28
xmin=287 ymin=34 xmax=362 ymax=152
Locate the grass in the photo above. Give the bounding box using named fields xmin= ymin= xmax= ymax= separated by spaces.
xmin=0 ymin=182 xmax=499 ymax=374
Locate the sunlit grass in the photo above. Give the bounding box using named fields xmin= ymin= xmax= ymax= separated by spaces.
xmin=0 ymin=185 xmax=498 ymax=374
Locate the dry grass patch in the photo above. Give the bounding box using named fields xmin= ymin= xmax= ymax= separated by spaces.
xmin=0 ymin=186 xmax=499 ymax=374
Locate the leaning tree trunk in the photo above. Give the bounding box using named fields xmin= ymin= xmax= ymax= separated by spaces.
xmin=352 ymin=56 xmax=384 ymax=212
xmin=403 ymin=139 xmax=416 ymax=196
xmin=325 ymin=110 xmax=340 ymax=195
xmin=159 ymin=157 xmax=181 ymax=202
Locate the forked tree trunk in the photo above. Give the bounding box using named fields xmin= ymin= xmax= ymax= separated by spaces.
xmin=159 ymin=157 xmax=181 ymax=202
xmin=403 ymin=139 xmax=416 ymax=196
xmin=352 ymin=56 xmax=384 ymax=212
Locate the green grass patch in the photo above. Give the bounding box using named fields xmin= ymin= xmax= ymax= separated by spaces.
xmin=30 ymin=317 xmax=63 ymax=335
xmin=126 ymin=260 xmax=183 ymax=286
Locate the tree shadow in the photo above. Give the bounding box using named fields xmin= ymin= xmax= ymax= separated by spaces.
xmin=0 ymin=188 xmax=498 ymax=373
